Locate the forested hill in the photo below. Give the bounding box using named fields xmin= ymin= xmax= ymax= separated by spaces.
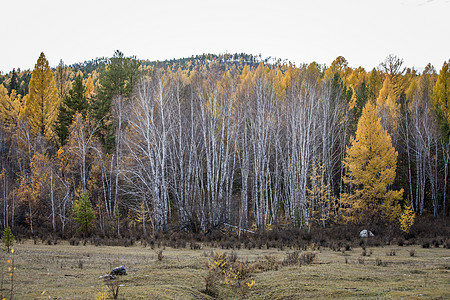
xmin=0 ymin=51 xmax=449 ymax=238
xmin=0 ymin=53 xmax=272 ymax=92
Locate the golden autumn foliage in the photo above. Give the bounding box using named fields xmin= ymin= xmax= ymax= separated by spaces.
xmin=324 ymin=56 xmax=350 ymax=81
xmin=376 ymin=76 xmax=401 ymax=136
xmin=433 ymin=60 xmax=450 ymax=125
xmin=30 ymin=152 xmax=51 ymax=195
xmin=342 ymin=101 xmax=403 ymax=224
xmin=15 ymin=173 xmax=39 ymax=231
xmin=84 ymin=75 xmax=94 ymax=98
xmin=24 ymin=52 xmax=60 ymax=139
xmin=346 ymin=67 xmax=367 ymax=109
xmin=0 ymin=85 xmax=22 ymax=129
xmin=377 ymin=76 xmax=397 ymax=108
xmin=399 ymin=202 xmax=415 ymax=233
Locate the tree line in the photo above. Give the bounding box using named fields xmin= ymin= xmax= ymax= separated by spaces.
xmin=0 ymin=51 xmax=449 ymax=237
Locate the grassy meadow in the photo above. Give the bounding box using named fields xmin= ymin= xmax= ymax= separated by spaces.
xmin=0 ymin=240 xmax=449 ymax=299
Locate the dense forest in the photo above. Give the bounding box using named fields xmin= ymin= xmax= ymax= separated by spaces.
xmin=0 ymin=51 xmax=449 ymax=238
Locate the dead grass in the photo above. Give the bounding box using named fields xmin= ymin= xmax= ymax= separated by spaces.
xmin=3 ymin=240 xmax=450 ymax=299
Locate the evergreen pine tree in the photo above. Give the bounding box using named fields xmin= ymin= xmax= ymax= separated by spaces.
xmin=8 ymin=68 xmax=18 ymax=96
xmin=55 ymin=75 xmax=88 ymax=145
xmin=90 ymin=50 xmax=139 ymax=151
xmin=1 ymin=226 xmax=14 ymax=252
xmin=433 ymin=60 xmax=450 ymax=139
xmin=73 ymin=191 xmax=94 ymax=235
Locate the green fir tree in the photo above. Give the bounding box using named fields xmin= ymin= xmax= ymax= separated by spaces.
xmin=90 ymin=50 xmax=140 ymax=151
xmin=73 ymin=191 xmax=95 ymax=235
xmin=55 ymin=75 xmax=88 ymax=146
xmin=8 ymin=69 xmax=18 ymax=96
xmin=1 ymin=226 xmax=14 ymax=252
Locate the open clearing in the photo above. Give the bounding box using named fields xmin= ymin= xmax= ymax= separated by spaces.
xmin=1 ymin=240 xmax=449 ymax=299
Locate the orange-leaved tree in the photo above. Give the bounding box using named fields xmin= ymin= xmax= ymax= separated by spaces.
xmin=341 ymin=101 xmax=403 ymax=225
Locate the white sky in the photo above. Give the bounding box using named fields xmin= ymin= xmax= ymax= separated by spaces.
xmin=1 ymin=0 xmax=449 ymax=73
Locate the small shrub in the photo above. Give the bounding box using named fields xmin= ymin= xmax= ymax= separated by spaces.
xmin=257 ymin=255 xmax=280 ymax=271
xmin=444 ymin=239 xmax=450 ymax=249
xmin=409 ymin=249 xmax=415 ymax=257
xmin=228 ymin=251 xmax=238 ymax=263
xmin=70 ymin=238 xmax=79 ymax=246
xmin=300 ymin=252 xmax=316 ymax=265
xmin=103 ymin=276 xmax=120 ymax=299
xmin=204 ymin=251 xmax=256 ymax=297
xmin=95 ymin=286 xmax=108 ymax=300
xmin=282 ymin=251 xmax=299 ymax=266
xmin=204 ymin=271 xmax=219 ymax=297
xmin=386 ymin=249 xmax=396 ymax=256
xmin=358 ymin=257 xmax=365 ymax=264
xmin=422 ymin=241 xmax=430 ymax=248
xmin=432 ymin=239 xmax=440 ymax=248
xmin=156 ymin=250 xmax=163 ymax=261
xmin=375 ymin=258 xmax=386 ymax=266
xmin=190 ymin=242 xmax=201 ymax=250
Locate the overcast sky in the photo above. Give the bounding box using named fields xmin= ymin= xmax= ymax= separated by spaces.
xmin=1 ymin=0 xmax=449 ymax=73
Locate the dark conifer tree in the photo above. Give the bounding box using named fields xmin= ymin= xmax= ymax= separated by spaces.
xmin=90 ymin=50 xmax=140 ymax=151
xmin=55 ymin=75 xmax=88 ymax=146
xmin=8 ymin=68 xmax=18 ymax=95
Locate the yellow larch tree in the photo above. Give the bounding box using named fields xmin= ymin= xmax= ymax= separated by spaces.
xmin=345 ymin=67 xmax=368 ymax=109
xmin=399 ymin=201 xmax=415 ymax=233
xmin=324 ymin=56 xmax=352 ymax=82
xmin=433 ymin=60 xmax=450 ymax=129
xmin=376 ymin=76 xmax=400 ymax=138
xmin=23 ymin=52 xmax=60 ymax=139
xmin=380 ymin=54 xmax=408 ymax=99
xmin=377 ymin=76 xmax=398 ymax=108
xmin=0 ymin=85 xmax=22 ymax=129
xmin=84 ymin=75 xmax=94 ymax=98
xmin=341 ymin=101 xmax=403 ymax=225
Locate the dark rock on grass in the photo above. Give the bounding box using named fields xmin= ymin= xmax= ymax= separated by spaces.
xmin=110 ymin=265 xmax=127 ymax=276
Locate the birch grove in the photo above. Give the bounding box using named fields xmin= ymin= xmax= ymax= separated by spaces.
xmin=0 ymin=54 xmax=449 ymax=235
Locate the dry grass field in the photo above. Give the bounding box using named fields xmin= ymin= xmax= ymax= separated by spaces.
xmin=1 ymin=240 xmax=449 ymax=299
